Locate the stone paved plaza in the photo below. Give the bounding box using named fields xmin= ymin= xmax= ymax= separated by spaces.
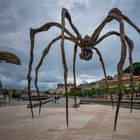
xmin=0 ymin=104 xmax=140 ymax=140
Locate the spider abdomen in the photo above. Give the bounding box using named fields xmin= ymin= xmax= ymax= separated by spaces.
xmin=79 ymin=48 xmax=93 ymax=61
xmin=79 ymin=35 xmax=93 ymax=61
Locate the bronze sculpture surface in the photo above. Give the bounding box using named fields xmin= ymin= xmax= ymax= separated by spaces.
xmin=0 ymin=51 xmax=21 ymax=65
xmin=27 ymin=7 xmax=140 ymax=130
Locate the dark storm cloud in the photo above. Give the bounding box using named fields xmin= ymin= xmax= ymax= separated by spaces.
xmin=0 ymin=0 xmax=140 ymax=90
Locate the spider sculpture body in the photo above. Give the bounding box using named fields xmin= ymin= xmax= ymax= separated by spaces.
xmin=27 ymin=7 xmax=140 ymax=131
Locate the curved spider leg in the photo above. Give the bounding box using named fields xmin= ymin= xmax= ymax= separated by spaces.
xmin=34 ymin=73 xmax=42 ymax=115
xmin=90 ymin=8 xmax=140 ymax=46
xmin=61 ymin=8 xmax=82 ymax=111
xmin=90 ymin=13 xmax=127 ymax=130
xmin=92 ymin=47 xmax=114 ymax=109
xmin=94 ymin=31 xmax=134 ymax=114
xmin=89 ymin=16 xmax=113 ymax=45
xmin=61 ymin=8 xmax=69 ymax=126
xmin=105 ymin=14 xmax=127 ymax=131
xmin=27 ymin=22 xmax=77 ymax=118
xmin=61 ymin=8 xmax=82 ymax=42
xmin=30 ymin=22 xmax=76 ymax=39
xmin=28 ymin=8 xmax=81 ymax=117
xmin=125 ymin=37 xmax=134 ymax=114
xmin=61 ymin=7 xmax=82 ymax=126
xmin=115 ymin=24 xmax=127 ymax=132
xmin=121 ymin=14 xmax=140 ymax=34
xmin=35 ymin=36 xmax=61 ymax=115
xmin=73 ymin=44 xmax=78 ymax=110
xmin=35 ymin=35 xmax=79 ymax=115
xmin=27 ymin=29 xmax=35 ymax=118
xmin=89 ymin=8 xmax=132 ymax=130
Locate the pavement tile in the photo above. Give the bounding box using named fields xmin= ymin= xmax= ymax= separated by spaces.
xmin=0 ymin=104 xmax=140 ymax=140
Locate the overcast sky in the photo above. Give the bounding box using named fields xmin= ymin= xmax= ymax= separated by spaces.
xmin=0 ymin=0 xmax=140 ymax=90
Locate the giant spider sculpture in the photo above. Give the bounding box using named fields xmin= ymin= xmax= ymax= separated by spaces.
xmin=27 ymin=7 xmax=140 ymax=131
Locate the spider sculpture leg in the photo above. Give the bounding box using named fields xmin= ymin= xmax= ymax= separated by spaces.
xmin=93 ymin=31 xmax=134 ymax=130
xmin=34 ymin=35 xmax=62 ymax=115
xmin=28 ymin=7 xmax=82 ymax=118
xmin=92 ymin=47 xmax=114 ymax=109
xmin=122 ymin=14 xmax=140 ymax=34
xmin=125 ymin=37 xmax=134 ymax=113
xmin=27 ymin=22 xmax=78 ymax=118
xmin=61 ymin=8 xmax=70 ymax=127
xmin=27 ymin=29 xmax=36 ymax=118
xmin=35 ymin=35 xmax=78 ymax=113
xmin=72 ymin=41 xmax=112 ymax=109
xmin=34 ymin=36 xmax=79 ymax=128
xmin=88 ymin=8 xmax=140 ymax=131
xmin=61 ymin=8 xmax=111 ymax=111
xmin=89 ymin=8 xmax=140 ymax=46
xmin=94 ymin=31 xmax=134 ymax=114
xmin=73 ymin=44 xmax=78 ymax=110
xmin=61 ymin=8 xmax=83 ymax=126
xmin=114 ymin=33 xmax=129 ymax=130
xmin=61 ymin=8 xmax=82 ymax=41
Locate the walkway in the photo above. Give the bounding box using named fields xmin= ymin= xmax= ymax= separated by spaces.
xmin=42 ymin=97 xmax=76 ymax=108
xmin=0 ymin=104 xmax=140 ymax=140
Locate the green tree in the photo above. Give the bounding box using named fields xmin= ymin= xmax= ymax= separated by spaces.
xmin=124 ymin=62 xmax=140 ymax=76
xmin=12 ymin=90 xmax=21 ymax=98
xmin=45 ymin=90 xmax=50 ymax=94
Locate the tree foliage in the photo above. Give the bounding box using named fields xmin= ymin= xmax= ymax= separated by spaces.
xmin=68 ymin=87 xmax=113 ymax=97
xmin=124 ymin=62 xmax=140 ymax=76
xmin=12 ymin=92 xmax=21 ymax=98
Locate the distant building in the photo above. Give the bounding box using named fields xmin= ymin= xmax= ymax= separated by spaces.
xmin=49 ymin=83 xmax=74 ymax=95
xmin=57 ymin=83 xmax=64 ymax=88
xmin=77 ymin=84 xmax=94 ymax=91
xmin=96 ymin=74 xmax=140 ymax=88
xmin=49 ymin=74 xmax=140 ymax=96
xmin=49 ymin=82 xmax=95 ymax=95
